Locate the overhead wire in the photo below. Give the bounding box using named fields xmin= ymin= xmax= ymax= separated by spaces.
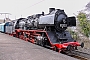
xmin=14 ymin=0 xmax=46 ymax=19
xmin=20 ymin=0 xmax=46 ymax=12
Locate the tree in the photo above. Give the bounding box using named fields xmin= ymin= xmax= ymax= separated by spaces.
xmin=85 ymin=2 xmax=90 ymax=11
xmin=84 ymin=2 xmax=90 ymax=20
xmin=77 ymin=12 xmax=90 ymax=37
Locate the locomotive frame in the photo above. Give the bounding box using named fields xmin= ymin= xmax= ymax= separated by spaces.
xmin=10 ymin=29 xmax=83 ymax=53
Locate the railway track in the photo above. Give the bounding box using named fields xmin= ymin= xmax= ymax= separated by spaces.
xmin=70 ymin=50 xmax=90 ymax=60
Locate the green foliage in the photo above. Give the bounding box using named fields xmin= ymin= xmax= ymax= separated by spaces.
xmin=70 ymin=31 xmax=78 ymax=40
xmin=77 ymin=12 xmax=90 ymax=37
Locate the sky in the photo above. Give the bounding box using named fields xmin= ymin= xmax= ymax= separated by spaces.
xmin=0 ymin=0 xmax=90 ymax=20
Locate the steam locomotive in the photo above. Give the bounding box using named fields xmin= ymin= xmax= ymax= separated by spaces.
xmin=1 ymin=8 xmax=84 ymax=52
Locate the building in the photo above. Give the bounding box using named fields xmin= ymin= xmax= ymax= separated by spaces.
xmin=0 ymin=18 xmax=11 ymax=23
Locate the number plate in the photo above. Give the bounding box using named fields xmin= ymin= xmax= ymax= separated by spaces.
xmin=60 ymin=24 xmax=67 ymax=27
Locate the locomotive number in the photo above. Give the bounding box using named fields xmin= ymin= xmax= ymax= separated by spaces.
xmin=60 ymin=24 xmax=67 ymax=28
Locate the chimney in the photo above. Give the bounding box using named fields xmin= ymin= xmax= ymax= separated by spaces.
xmin=49 ymin=8 xmax=55 ymax=13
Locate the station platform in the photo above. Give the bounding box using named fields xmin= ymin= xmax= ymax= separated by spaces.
xmin=0 ymin=32 xmax=78 ymax=60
